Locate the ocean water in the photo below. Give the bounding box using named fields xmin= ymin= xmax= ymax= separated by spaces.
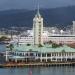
xmin=0 ymin=66 xmax=75 ymax=75
xmin=0 ymin=44 xmax=6 ymax=52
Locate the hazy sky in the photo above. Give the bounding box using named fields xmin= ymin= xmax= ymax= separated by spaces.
xmin=0 ymin=0 xmax=75 ymax=10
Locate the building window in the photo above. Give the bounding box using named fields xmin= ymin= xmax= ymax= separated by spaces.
xmin=38 ymin=53 xmax=41 ymax=57
xmin=47 ymin=53 xmax=51 ymax=57
xmin=42 ymin=53 xmax=46 ymax=57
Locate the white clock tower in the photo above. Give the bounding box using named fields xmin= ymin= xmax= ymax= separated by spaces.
xmin=33 ymin=6 xmax=43 ymax=45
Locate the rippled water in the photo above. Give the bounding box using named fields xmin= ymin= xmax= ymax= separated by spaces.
xmin=0 ymin=66 xmax=75 ymax=75
xmin=0 ymin=44 xmax=6 ymax=52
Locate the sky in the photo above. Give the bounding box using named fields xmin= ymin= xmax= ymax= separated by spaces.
xmin=0 ymin=0 xmax=75 ymax=10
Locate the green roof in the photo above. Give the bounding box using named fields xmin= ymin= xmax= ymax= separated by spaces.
xmin=12 ymin=44 xmax=75 ymax=53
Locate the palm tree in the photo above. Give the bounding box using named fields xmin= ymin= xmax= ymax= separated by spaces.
xmin=38 ymin=44 xmax=43 ymax=47
xmin=48 ymin=40 xmax=53 ymax=44
xmin=62 ymin=49 xmax=65 ymax=53
xmin=38 ymin=44 xmax=43 ymax=62
xmin=7 ymin=44 xmax=14 ymax=51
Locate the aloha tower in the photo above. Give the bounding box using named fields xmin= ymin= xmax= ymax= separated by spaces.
xmin=33 ymin=6 xmax=43 ymax=46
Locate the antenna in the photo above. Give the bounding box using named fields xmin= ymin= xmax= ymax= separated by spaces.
xmin=37 ymin=2 xmax=40 ymax=15
xmin=36 ymin=0 xmax=40 ymax=16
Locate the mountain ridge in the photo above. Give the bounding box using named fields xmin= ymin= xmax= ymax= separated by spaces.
xmin=0 ymin=6 xmax=75 ymax=28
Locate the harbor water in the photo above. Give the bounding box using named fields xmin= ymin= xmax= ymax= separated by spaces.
xmin=0 ymin=44 xmax=6 ymax=52
xmin=0 ymin=66 xmax=75 ymax=75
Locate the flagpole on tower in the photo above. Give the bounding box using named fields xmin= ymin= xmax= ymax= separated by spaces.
xmin=37 ymin=1 xmax=40 ymax=15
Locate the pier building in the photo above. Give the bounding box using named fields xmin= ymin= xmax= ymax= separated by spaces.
xmin=5 ymin=44 xmax=75 ymax=63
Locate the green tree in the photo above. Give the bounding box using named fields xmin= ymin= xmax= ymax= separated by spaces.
xmin=8 ymin=44 xmax=14 ymax=51
xmin=27 ymin=44 xmax=31 ymax=46
xmin=62 ymin=49 xmax=65 ymax=56
xmin=38 ymin=44 xmax=43 ymax=47
xmin=0 ymin=36 xmax=10 ymax=41
xmin=48 ymin=40 xmax=53 ymax=44
xmin=52 ymin=43 xmax=59 ymax=48
xmin=62 ymin=49 xmax=65 ymax=53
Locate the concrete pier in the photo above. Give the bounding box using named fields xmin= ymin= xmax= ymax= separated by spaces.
xmin=0 ymin=62 xmax=75 ymax=68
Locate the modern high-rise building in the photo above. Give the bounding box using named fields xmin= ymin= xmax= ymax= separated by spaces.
xmin=33 ymin=6 xmax=43 ymax=45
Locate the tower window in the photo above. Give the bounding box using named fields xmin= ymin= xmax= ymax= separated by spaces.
xmin=39 ymin=22 xmax=41 ymax=23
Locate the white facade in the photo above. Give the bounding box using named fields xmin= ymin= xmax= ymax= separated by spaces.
xmin=6 ymin=51 xmax=75 ymax=62
xmin=48 ymin=35 xmax=75 ymax=44
xmin=11 ymin=34 xmax=75 ymax=45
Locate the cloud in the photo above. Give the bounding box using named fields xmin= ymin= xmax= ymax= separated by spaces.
xmin=0 ymin=0 xmax=75 ymax=10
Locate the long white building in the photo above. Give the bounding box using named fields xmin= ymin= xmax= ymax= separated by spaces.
xmin=11 ymin=31 xmax=75 ymax=45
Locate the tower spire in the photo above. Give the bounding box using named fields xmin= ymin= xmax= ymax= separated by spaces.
xmin=33 ymin=1 xmax=43 ymax=45
xmin=37 ymin=3 xmax=40 ymax=15
xmin=36 ymin=2 xmax=41 ymax=17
